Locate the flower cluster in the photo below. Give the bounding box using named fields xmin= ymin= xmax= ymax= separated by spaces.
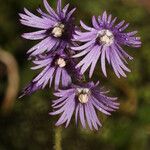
xmin=20 ymin=0 xmax=141 ymax=130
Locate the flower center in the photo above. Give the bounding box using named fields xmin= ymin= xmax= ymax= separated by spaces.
xmin=52 ymin=23 xmax=65 ymax=38
xmin=98 ymin=29 xmax=114 ymax=46
xmin=77 ymin=88 xmax=90 ymax=104
xmin=56 ymin=58 xmax=66 ymax=68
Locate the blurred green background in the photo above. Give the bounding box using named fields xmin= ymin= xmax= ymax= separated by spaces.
xmin=0 ymin=0 xmax=150 ymax=150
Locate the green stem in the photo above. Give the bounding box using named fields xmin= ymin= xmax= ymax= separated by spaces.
xmin=54 ymin=127 xmax=62 ymax=150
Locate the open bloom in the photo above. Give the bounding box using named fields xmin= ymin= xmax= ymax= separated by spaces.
xmin=50 ymin=82 xmax=119 ymax=130
xmin=19 ymin=0 xmax=76 ymax=57
xmin=20 ymin=51 xmax=81 ymax=97
xmin=72 ymin=11 xmax=141 ymax=78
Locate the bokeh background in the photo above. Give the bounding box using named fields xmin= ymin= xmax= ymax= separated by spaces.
xmin=0 ymin=0 xmax=150 ymax=150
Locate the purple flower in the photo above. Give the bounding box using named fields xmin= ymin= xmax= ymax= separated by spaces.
xmin=20 ymin=50 xmax=81 ymax=98
xmin=28 ymin=52 xmax=81 ymax=92
xmin=72 ymin=11 xmax=141 ymax=78
xmin=19 ymin=0 xmax=76 ymax=57
xmin=50 ymin=82 xmax=119 ymax=130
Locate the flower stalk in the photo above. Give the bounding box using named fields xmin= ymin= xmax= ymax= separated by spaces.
xmin=54 ymin=127 xmax=62 ymax=150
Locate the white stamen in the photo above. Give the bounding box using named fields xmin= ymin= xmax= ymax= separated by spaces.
xmin=98 ymin=29 xmax=114 ymax=46
xmin=78 ymin=94 xmax=89 ymax=103
xmin=56 ymin=58 xmax=66 ymax=68
xmin=77 ymin=88 xmax=90 ymax=104
xmin=52 ymin=24 xmax=65 ymax=37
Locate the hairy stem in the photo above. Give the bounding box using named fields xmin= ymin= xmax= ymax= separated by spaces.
xmin=54 ymin=127 xmax=62 ymax=150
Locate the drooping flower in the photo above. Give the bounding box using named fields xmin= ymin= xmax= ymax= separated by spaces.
xmin=50 ymin=82 xmax=119 ymax=130
xmin=19 ymin=0 xmax=76 ymax=57
xmin=20 ymin=51 xmax=81 ymax=97
xmin=72 ymin=11 xmax=141 ymax=78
